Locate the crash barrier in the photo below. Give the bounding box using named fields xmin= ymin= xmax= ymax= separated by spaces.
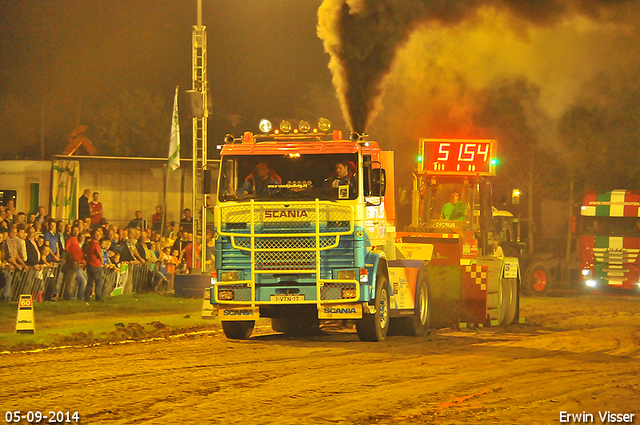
xmin=1 ymin=263 xmax=64 ymax=303
xmin=1 ymin=262 xmax=175 ymax=302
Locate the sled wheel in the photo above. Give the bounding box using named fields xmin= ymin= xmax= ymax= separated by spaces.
xmin=501 ymin=278 xmax=518 ymax=326
xmin=402 ymin=268 xmax=430 ymax=336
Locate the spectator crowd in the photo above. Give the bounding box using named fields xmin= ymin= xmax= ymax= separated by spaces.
xmin=0 ymin=191 xmax=214 ymax=303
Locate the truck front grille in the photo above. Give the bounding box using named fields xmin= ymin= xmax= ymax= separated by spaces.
xmin=255 ymin=251 xmax=317 ymax=271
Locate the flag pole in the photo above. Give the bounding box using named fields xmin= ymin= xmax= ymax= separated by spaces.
xmin=161 ymin=162 xmax=169 ymax=243
xmin=162 ymin=86 xmax=180 ymax=246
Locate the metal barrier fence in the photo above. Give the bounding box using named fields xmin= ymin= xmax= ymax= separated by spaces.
xmin=0 ymin=262 xmax=175 ymax=302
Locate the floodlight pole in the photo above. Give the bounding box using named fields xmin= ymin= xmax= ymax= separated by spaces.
xmin=192 ymin=0 xmax=208 ymax=271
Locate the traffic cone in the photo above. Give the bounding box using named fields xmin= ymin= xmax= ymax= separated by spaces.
xmin=201 ymin=288 xmax=215 ymax=319
xmin=16 ymin=294 xmax=35 ymax=334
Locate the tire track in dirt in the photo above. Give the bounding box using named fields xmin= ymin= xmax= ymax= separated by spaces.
xmin=1 ymin=296 xmax=639 ymax=424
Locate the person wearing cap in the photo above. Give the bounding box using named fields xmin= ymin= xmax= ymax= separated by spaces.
xmin=441 ymin=192 xmax=467 ymax=221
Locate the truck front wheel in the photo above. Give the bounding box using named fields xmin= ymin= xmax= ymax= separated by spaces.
xmin=356 ymin=274 xmax=390 ymax=342
xmin=222 ymin=321 xmax=255 ymax=340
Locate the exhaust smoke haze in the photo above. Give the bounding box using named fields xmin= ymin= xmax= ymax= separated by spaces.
xmin=317 ymin=0 xmax=639 ymax=135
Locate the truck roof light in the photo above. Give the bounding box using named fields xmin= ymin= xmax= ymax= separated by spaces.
xmin=279 ymin=120 xmax=291 ymax=133
xmin=299 ymin=120 xmax=310 ymax=133
xmin=243 ymin=131 xmax=255 ymax=144
xmin=318 ymin=117 xmax=332 ymax=132
xmin=333 ymin=130 xmax=343 ymax=140
xmin=259 ymin=118 xmax=272 ymax=134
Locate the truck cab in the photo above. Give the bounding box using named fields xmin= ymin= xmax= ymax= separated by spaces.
xmin=211 ymin=120 xmax=430 ymax=341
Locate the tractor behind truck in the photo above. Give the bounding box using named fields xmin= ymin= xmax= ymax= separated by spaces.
xmin=404 ymin=138 xmax=521 ymax=327
xmin=210 ymin=121 xmax=520 ymax=340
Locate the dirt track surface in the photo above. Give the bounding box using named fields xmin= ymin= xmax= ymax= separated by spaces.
xmin=1 ymin=295 xmax=640 ymax=425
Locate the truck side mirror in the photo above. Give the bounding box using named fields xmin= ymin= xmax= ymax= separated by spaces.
xmin=371 ymin=169 xmax=386 ymax=196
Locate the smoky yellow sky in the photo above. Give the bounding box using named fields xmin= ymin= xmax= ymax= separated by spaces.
xmin=374 ymin=3 xmax=640 ymax=143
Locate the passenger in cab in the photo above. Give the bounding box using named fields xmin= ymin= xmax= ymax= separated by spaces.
xmin=239 ymin=162 xmax=282 ymax=196
xmin=326 ymin=160 xmax=357 ymax=199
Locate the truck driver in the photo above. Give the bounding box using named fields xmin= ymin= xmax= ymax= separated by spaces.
xmin=441 ymin=192 xmax=467 ymax=221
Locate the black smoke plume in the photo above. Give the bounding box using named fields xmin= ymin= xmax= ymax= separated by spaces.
xmin=317 ymin=0 xmax=635 ymax=132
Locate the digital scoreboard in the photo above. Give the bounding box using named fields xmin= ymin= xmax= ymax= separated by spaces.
xmin=418 ymin=138 xmax=497 ymax=176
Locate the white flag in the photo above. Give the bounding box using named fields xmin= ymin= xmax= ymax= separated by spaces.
xmin=168 ymin=86 xmax=180 ymax=171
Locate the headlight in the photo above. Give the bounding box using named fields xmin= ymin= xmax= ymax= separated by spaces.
xmin=259 ymin=118 xmax=272 ymax=133
xmin=341 ymin=288 xmax=357 ymax=299
xmin=280 ymin=120 xmax=291 ymax=133
xmin=581 ymin=269 xmax=591 ymax=276
xmin=220 ymin=271 xmax=239 ymax=282
xmin=585 ymin=280 xmax=597 ymax=288
xmin=337 ymin=270 xmax=356 ymax=280
xmin=218 ymin=290 xmax=234 ymax=301
xmin=318 ymin=117 xmax=331 ymax=132
xmin=299 ymin=120 xmax=310 ymax=133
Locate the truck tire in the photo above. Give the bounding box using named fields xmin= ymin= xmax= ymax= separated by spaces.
xmin=523 ymin=262 xmax=551 ymax=296
xmin=402 ymin=268 xmax=430 ymax=336
xmin=222 ymin=321 xmax=255 ymax=340
xmin=356 ymin=274 xmax=390 ymax=342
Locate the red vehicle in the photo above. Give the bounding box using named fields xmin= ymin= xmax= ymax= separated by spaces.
xmin=580 ymin=189 xmax=640 ymax=292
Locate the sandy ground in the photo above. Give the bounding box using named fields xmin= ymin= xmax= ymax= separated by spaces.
xmin=1 ymin=294 xmax=639 ymax=425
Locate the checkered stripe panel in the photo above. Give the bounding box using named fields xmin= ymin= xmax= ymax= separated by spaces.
xmin=465 ymin=265 xmax=487 ymax=291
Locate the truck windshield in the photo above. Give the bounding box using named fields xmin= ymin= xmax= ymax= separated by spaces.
xmin=422 ymin=179 xmax=477 ymax=231
xmin=582 ymin=216 xmax=640 ymax=237
xmin=218 ymin=154 xmax=359 ymax=202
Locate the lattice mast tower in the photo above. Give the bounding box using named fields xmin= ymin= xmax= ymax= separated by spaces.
xmin=192 ymin=0 xmax=208 ymax=269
